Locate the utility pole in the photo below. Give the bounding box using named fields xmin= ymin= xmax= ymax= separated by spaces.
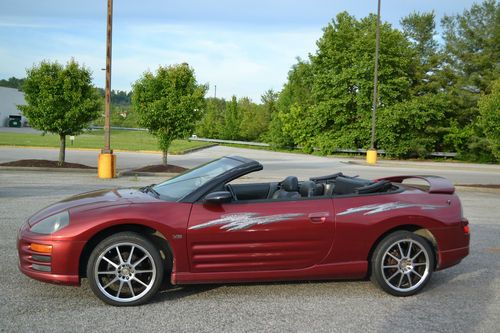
xmin=98 ymin=0 xmax=116 ymax=178
xmin=104 ymin=0 xmax=113 ymax=153
xmin=367 ymin=0 xmax=381 ymax=165
xmin=214 ymin=85 xmax=217 ymax=98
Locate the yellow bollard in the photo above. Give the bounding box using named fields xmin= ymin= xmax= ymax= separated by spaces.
xmin=98 ymin=153 xmax=116 ymax=178
xmin=366 ymin=149 xmax=377 ymax=165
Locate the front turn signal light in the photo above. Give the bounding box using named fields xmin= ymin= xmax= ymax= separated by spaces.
xmin=30 ymin=243 xmax=53 ymax=253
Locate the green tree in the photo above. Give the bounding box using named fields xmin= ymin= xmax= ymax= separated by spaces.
xmin=309 ymin=12 xmax=414 ymax=153
xmin=444 ymin=121 xmax=495 ymax=162
xmin=441 ymin=0 xmax=500 ymax=124
xmin=378 ymin=94 xmax=448 ymax=157
xmin=111 ymin=90 xmax=132 ymax=105
xmin=400 ymin=11 xmax=442 ymax=95
xmin=132 ymin=64 xmax=207 ymax=165
xmin=267 ymin=60 xmax=313 ymax=148
xmin=92 ymin=104 xmax=140 ymax=128
xmin=0 ymin=76 xmax=25 ymax=91
xmin=19 ymin=60 xmax=101 ymax=165
xmin=391 ymin=11 xmax=450 ymax=157
xmin=261 ymin=89 xmax=279 ymax=123
xmin=401 ymin=11 xmax=438 ymax=63
xmin=221 ymin=96 xmax=241 ymax=140
xmin=478 ymin=79 xmax=500 ymax=161
xmin=279 ymin=103 xmax=316 ymax=153
xmin=196 ymin=97 xmax=226 ymax=138
xmin=439 ymin=0 xmax=500 ymax=160
xmin=239 ymin=97 xmax=268 ymax=141
xmin=96 ymin=88 xmax=132 ymax=105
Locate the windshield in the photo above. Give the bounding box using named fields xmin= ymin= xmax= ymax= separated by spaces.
xmin=152 ymin=157 xmax=243 ymax=201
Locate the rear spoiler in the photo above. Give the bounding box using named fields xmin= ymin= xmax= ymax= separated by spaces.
xmin=376 ymin=175 xmax=455 ymax=194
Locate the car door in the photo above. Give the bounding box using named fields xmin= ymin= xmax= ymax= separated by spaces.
xmin=187 ymin=198 xmax=335 ymax=273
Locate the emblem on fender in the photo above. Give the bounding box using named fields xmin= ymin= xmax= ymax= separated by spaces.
xmin=189 ymin=212 xmax=305 ymax=231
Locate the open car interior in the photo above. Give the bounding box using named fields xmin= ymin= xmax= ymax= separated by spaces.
xmin=226 ymin=173 xmax=396 ymax=202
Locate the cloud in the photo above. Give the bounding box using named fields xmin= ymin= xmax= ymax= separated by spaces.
xmin=0 ymin=0 xmax=481 ymax=101
xmin=0 ymin=4 xmax=316 ymax=104
xmin=0 ymin=18 xmax=321 ymax=101
xmin=110 ymin=23 xmax=321 ymax=99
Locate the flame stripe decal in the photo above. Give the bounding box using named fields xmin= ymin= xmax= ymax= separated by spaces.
xmin=337 ymin=202 xmax=446 ymax=216
xmin=189 ymin=213 xmax=305 ymax=231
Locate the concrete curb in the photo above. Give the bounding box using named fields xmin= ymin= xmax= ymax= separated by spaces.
xmin=179 ymin=143 xmax=218 ymax=154
xmin=0 ymin=166 xmax=182 ymax=178
xmin=0 ymin=166 xmax=96 ymax=173
xmin=117 ymin=170 xmax=179 ymax=177
xmin=342 ymin=160 xmax=500 ymax=173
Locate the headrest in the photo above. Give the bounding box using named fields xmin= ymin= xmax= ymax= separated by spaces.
xmin=299 ymin=181 xmax=316 ymax=197
xmin=314 ymin=183 xmax=325 ymax=195
xmin=282 ymin=176 xmax=299 ymax=192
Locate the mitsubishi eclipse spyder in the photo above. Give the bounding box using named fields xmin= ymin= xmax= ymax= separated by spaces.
xmin=17 ymin=156 xmax=470 ymax=306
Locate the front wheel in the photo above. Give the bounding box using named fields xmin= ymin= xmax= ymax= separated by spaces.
xmin=86 ymin=232 xmax=164 ymax=306
xmin=371 ymin=231 xmax=434 ymax=296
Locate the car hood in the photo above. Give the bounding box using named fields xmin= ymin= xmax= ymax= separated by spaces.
xmin=28 ymin=188 xmax=153 ymax=226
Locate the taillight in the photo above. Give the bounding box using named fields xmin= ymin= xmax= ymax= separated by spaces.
xmin=461 ymin=218 xmax=470 ymax=234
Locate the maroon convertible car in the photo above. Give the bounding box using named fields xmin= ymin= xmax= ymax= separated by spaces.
xmin=18 ymin=156 xmax=470 ymax=306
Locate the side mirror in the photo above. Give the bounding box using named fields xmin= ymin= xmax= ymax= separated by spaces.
xmin=204 ymin=191 xmax=233 ymax=205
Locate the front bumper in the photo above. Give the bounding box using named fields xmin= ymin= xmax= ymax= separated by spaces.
xmin=17 ymin=222 xmax=83 ymax=286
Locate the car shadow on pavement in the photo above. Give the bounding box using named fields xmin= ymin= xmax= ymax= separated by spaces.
xmin=151 ymin=279 xmax=360 ymax=304
xmin=151 ymin=284 xmax=221 ymax=303
xmin=377 ymin=224 xmax=499 ymax=332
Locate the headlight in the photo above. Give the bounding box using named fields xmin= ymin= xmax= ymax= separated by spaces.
xmin=31 ymin=211 xmax=70 ymax=235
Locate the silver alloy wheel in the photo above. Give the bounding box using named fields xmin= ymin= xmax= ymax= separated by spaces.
xmin=381 ymin=239 xmax=430 ymax=293
xmin=94 ymin=242 xmax=157 ymax=303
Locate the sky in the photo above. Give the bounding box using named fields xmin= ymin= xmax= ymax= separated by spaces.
xmin=0 ymin=0 xmax=479 ymax=101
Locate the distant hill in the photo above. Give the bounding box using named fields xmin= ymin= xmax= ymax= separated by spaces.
xmin=0 ymin=77 xmax=132 ymax=106
xmin=0 ymin=77 xmax=25 ymax=91
xmin=95 ymin=88 xmax=132 ymax=105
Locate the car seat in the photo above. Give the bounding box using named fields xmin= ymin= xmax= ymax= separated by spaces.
xmin=272 ymin=176 xmax=302 ymax=199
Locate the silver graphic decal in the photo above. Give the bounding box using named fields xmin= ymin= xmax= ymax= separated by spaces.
xmin=337 ymin=202 xmax=446 ymax=216
xmin=190 ymin=213 xmax=304 ymax=231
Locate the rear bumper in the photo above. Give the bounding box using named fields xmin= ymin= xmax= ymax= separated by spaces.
xmin=437 ymin=246 xmax=469 ymax=270
xmin=433 ymin=218 xmax=470 ymax=270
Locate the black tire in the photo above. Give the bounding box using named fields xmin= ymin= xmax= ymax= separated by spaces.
xmin=371 ymin=231 xmax=434 ymax=296
xmin=86 ymin=232 xmax=164 ymax=306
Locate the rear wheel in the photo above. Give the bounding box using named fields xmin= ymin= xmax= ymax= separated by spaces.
xmin=86 ymin=232 xmax=164 ymax=306
xmin=371 ymin=231 xmax=434 ymax=296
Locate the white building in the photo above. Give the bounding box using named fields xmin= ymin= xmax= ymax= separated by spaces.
xmin=0 ymin=87 xmax=26 ymax=127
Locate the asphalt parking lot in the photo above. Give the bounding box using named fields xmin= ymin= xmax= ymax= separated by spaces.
xmin=1 ymin=170 xmax=499 ymax=332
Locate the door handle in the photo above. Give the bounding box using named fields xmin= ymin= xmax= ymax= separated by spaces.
xmin=308 ymin=212 xmax=330 ymax=223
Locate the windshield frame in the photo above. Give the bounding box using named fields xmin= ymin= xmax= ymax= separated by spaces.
xmin=152 ymin=156 xmax=259 ymax=202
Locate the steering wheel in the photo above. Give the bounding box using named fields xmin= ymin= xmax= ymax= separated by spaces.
xmin=224 ymin=184 xmax=237 ymax=201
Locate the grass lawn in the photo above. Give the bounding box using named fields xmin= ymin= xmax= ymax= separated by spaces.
xmin=0 ymin=130 xmax=214 ymax=154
